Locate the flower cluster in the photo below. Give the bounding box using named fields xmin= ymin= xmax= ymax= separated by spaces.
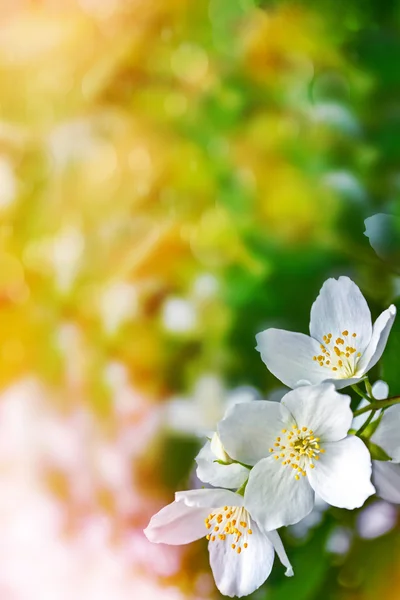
xmin=145 ymin=277 xmax=399 ymax=597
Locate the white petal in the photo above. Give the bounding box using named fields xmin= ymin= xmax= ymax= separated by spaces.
xmin=281 ymin=383 xmax=352 ymax=442
xmin=265 ymin=530 xmax=294 ymax=576
xmin=256 ymin=329 xmax=329 ymax=388
xmin=218 ymin=400 xmax=287 ymax=465
xmin=307 ymin=436 xmax=375 ymax=509
xmin=176 ymin=488 xmax=243 ymax=508
xmin=357 ymin=305 xmax=397 ymax=374
xmin=373 ymin=460 xmax=400 ymax=504
xmin=309 ymin=276 xmax=372 ymax=352
xmin=209 ymin=518 xmax=275 ymax=597
xmin=195 ymin=441 xmax=249 ymax=489
xmin=245 ymin=456 xmax=315 ymax=530
xmin=372 ymin=379 xmax=389 ymax=400
xmin=371 ymin=404 xmax=400 ymax=462
xmin=144 ymin=500 xmax=208 ymax=545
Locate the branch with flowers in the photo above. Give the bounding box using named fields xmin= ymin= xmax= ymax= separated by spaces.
xmin=145 ymin=277 xmax=400 ymax=597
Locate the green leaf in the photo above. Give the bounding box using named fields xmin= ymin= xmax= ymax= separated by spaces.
xmin=363 ymin=413 xmax=382 ymax=437
xmin=362 ymin=439 xmax=392 ymax=461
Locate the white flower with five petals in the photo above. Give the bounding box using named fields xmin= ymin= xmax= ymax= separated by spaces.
xmin=218 ymin=384 xmax=375 ymax=531
xmin=144 ymin=488 xmax=293 ymax=598
xmin=256 ymin=276 xmax=396 ymax=390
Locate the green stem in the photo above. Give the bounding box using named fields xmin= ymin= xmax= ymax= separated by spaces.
xmin=353 ymin=395 xmax=400 ymax=417
xmin=236 ymin=479 xmax=248 ymax=496
xmin=351 ymin=384 xmax=372 ymax=403
xmin=214 ymin=459 xmax=252 ymax=470
xmin=355 ymin=410 xmax=375 ymax=437
xmin=235 ymin=460 xmax=253 ymax=470
xmin=364 ymin=377 xmax=375 ymax=400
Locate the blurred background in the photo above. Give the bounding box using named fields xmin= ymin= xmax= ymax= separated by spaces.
xmin=1 ymin=0 xmax=400 ymax=599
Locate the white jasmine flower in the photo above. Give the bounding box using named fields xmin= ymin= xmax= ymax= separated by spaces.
xmin=256 ymin=276 xmax=396 ymax=390
xmin=195 ymin=432 xmax=249 ymax=489
xmin=218 ymin=384 xmax=375 ymax=531
xmin=144 ymin=488 xmax=293 ymax=598
xmin=371 ymin=404 xmax=400 ymax=503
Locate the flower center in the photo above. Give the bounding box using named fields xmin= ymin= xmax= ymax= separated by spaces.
xmin=205 ymin=506 xmax=253 ymax=554
xmin=269 ymin=424 xmax=325 ymax=480
xmin=313 ymin=330 xmax=361 ymax=378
